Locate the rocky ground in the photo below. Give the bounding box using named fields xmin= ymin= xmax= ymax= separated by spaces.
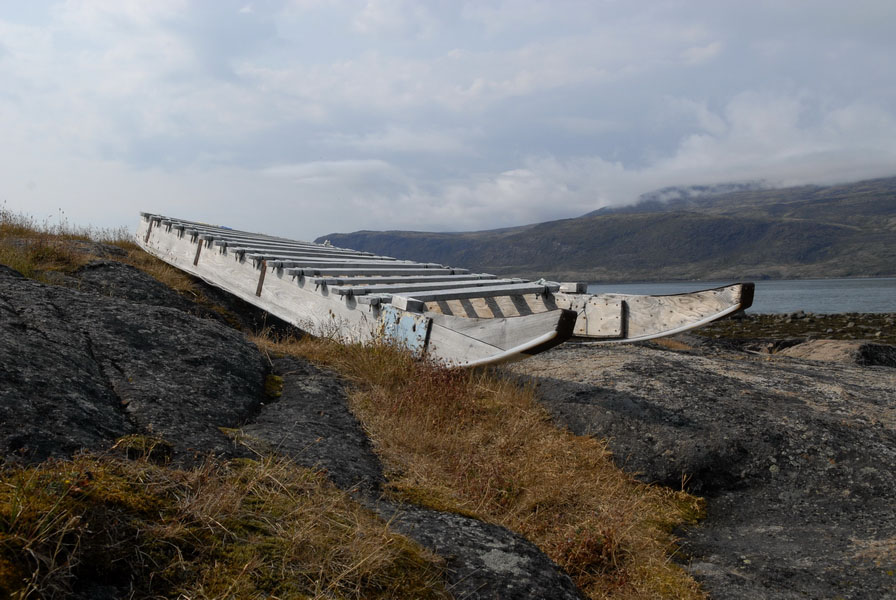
xmin=700 ymin=310 xmax=896 ymax=345
xmin=506 ymin=329 xmax=896 ymax=599
xmin=2 ymin=253 xmax=895 ymax=598
xmin=0 ymin=259 xmax=580 ymax=599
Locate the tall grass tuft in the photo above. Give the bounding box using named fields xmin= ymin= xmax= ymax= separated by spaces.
xmin=0 ymin=206 xmax=135 ymax=282
xmin=1 ymin=207 xmax=211 ymax=307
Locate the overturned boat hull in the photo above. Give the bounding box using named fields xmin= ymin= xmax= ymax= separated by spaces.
xmin=137 ymin=214 xmax=576 ymax=367
xmin=137 ymin=213 xmax=752 ymax=364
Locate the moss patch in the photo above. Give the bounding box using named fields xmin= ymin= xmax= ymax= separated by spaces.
xmin=264 ymin=374 xmax=284 ymax=399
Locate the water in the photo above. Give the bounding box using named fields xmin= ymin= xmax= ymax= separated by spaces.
xmin=586 ymin=277 xmax=896 ymax=314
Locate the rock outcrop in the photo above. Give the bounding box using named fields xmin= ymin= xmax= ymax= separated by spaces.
xmin=0 ymin=263 xmax=266 ymax=464
xmin=0 ymin=259 xmax=580 ymax=599
xmin=777 ymin=338 xmax=896 ymax=367
xmin=508 ymin=336 xmax=896 ymax=600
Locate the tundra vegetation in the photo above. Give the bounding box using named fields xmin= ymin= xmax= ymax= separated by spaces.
xmin=0 ymin=208 xmax=706 ymax=599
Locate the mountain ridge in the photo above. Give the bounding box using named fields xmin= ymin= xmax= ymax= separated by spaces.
xmin=317 ymin=176 xmax=896 ymax=281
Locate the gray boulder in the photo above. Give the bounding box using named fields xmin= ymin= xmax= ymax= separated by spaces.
xmin=0 ymin=264 xmax=266 ymax=464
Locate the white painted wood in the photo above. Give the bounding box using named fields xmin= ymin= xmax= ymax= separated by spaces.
xmin=559 ymin=282 xmax=587 ymax=293
xmin=136 ymin=213 xmax=575 ymax=366
xmin=309 ymin=274 xmax=498 ymax=286
xmin=554 ymin=283 xmax=753 ymax=343
xmin=294 ymin=267 xmax=468 ymax=276
xmin=428 ymin=309 xmax=569 ymax=351
xmin=353 ymin=284 xmax=557 ymax=305
xmin=252 ymin=258 xmax=433 ymax=269
xmin=400 ymin=282 xmax=560 ymax=303
xmin=329 ymin=278 xmax=522 ymax=296
xmin=247 ymin=253 xmax=409 ymax=263
xmin=226 ymin=247 xmax=380 ymax=260
xmin=138 ymin=212 xmax=751 ymax=361
xmin=389 ymin=295 xmax=426 ymax=312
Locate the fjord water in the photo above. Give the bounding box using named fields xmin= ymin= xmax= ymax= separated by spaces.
xmin=586 ymin=277 xmax=896 ymax=314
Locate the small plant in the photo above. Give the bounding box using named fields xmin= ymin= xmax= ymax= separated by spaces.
xmin=111 ymin=434 xmax=173 ymax=463
xmin=264 ymin=374 xmax=284 ymax=398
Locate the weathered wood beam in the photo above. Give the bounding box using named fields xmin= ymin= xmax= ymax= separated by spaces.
xmin=308 ymin=273 xmax=498 ymax=286
xmin=356 ymin=282 xmax=559 ymax=305
xmin=329 ymin=278 xmax=524 ymax=297
xmin=294 ymin=267 xmax=468 ymax=276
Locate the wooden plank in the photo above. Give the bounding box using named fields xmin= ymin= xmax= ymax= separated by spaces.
xmin=227 ymin=248 xmax=382 ymax=261
xmin=170 ymin=222 xmax=370 ymax=254
xmin=559 ymin=282 xmax=587 ymax=293
xmin=211 ymin=238 xmax=375 ymax=256
xmin=329 ymin=278 xmax=523 ymax=296
xmin=356 ymin=294 xmax=391 ymax=306
xmin=267 ymin=254 xmax=389 ymax=265
xmin=164 ymin=220 xmax=292 ymax=241
xmin=261 ymin=259 xmax=437 ymax=270
xmin=309 ymin=274 xmax=498 ymax=286
xmin=180 ymin=225 xmax=365 ymax=255
xmin=293 ymin=267 xmax=468 ymax=276
xmin=250 ymin=256 xmax=411 ymax=266
xmin=215 ymin=242 xmax=375 ymax=258
xmin=355 ymin=282 xmax=559 ymax=305
xmin=399 ymin=282 xmax=560 ymax=303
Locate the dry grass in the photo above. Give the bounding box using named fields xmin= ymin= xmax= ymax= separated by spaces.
xmin=0 ymin=208 xmax=92 ymax=281
xmin=0 ymin=449 xmax=448 ymax=600
xmin=0 ymin=208 xmax=242 ymax=326
xmin=116 ymin=239 xmax=205 ymax=295
xmin=253 ymin=335 xmax=707 ymax=600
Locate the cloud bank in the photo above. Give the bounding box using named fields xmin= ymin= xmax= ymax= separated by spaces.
xmin=1 ymin=1 xmax=894 ymax=240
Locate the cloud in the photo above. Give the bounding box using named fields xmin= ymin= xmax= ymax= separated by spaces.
xmin=351 ymin=0 xmax=436 ymax=38
xmin=0 ymin=1 xmax=895 ymax=243
xmin=680 ymin=41 xmax=722 ymax=65
xmin=263 ymin=159 xmax=402 ymax=184
xmin=322 ymin=126 xmax=475 ymax=155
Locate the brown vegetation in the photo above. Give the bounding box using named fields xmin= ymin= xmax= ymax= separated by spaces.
xmin=0 ymin=449 xmax=447 ymax=599
xmin=254 ymin=335 xmax=707 ymax=600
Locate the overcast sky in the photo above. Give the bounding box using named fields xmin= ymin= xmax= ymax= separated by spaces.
xmin=1 ymin=1 xmax=895 ymax=241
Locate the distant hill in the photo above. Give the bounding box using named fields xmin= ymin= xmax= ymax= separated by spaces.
xmin=316 ymin=176 xmax=896 ymax=281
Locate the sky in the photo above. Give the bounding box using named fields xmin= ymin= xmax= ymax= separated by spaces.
xmin=1 ymin=0 xmax=895 ymax=241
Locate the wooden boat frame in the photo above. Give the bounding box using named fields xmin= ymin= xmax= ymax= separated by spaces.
xmin=136 ymin=213 xmax=753 ymax=365
xmin=137 ymin=213 xmax=577 ymax=367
